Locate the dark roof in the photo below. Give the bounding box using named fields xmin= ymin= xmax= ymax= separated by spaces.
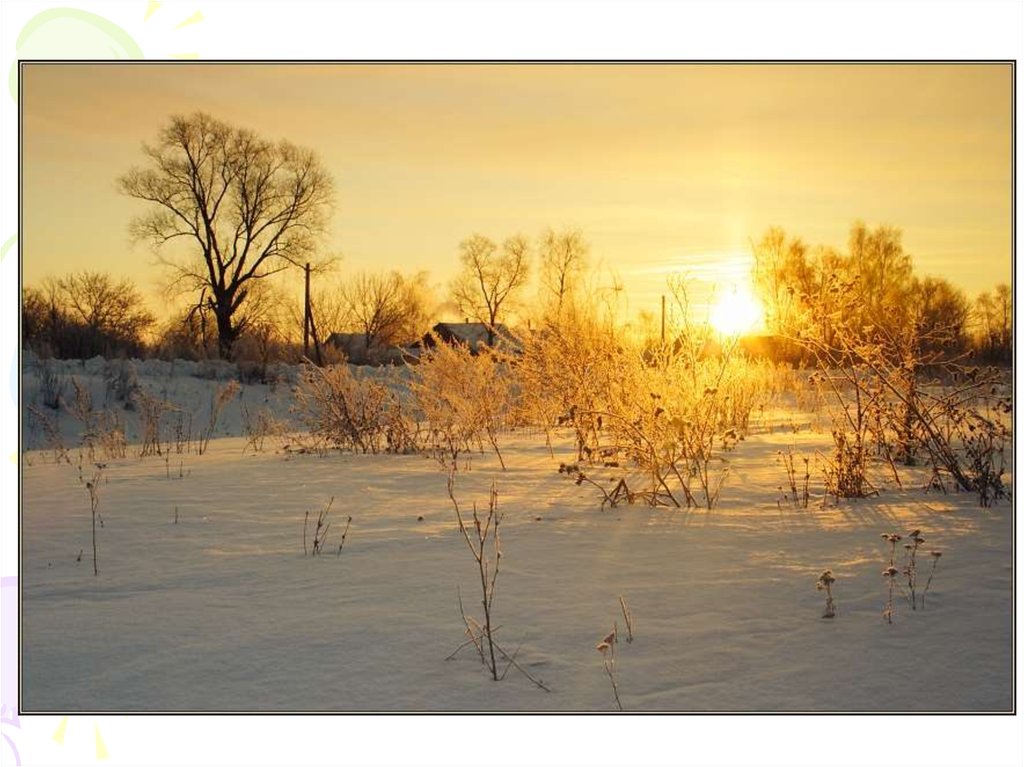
xmin=326 ymin=332 xmax=365 ymax=346
xmin=427 ymin=322 xmax=520 ymax=352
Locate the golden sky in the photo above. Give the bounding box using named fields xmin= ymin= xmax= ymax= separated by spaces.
xmin=21 ymin=62 xmax=1012 ymax=320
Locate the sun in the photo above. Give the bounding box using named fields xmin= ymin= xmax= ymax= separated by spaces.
xmin=709 ymin=284 xmax=764 ymax=337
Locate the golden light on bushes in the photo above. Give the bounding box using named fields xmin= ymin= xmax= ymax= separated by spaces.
xmin=709 ymin=284 xmax=764 ymax=337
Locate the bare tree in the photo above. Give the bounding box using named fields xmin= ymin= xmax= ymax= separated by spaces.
xmin=538 ymin=227 xmax=588 ymax=318
xmin=119 ymin=112 xmax=334 ymax=359
xmin=751 ymin=227 xmax=812 ymax=336
xmin=23 ymin=272 xmax=154 ymax=358
xmin=974 ymin=283 xmax=1012 ymax=362
xmin=59 ymin=271 xmax=155 ymax=341
xmin=341 ymin=270 xmax=433 ymax=351
xmin=847 ymin=221 xmax=915 ymax=331
xmin=450 ymin=234 xmax=530 ymax=345
xmin=912 ymin=276 xmax=970 ymax=355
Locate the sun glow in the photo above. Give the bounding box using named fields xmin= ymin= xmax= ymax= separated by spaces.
xmin=709 ymin=284 xmax=764 ymax=337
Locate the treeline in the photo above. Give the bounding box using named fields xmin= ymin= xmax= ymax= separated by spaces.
xmin=21 ymin=223 xmax=588 ymax=368
xmin=751 ymin=223 xmax=1011 ymax=364
xmin=23 ymin=224 xmax=1008 ymax=369
xmin=23 ymin=273 xmax=155 ymax=360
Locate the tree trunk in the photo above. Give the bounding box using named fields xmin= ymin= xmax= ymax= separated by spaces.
xmin=213 ymin=305 xmax=238 ymax=360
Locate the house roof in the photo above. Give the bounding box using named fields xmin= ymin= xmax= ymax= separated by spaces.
xmin=428 ymin=322 xmax=520 ymax=352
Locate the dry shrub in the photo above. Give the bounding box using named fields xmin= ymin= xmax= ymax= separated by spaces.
xmin=797 ymin=272 xmax=1011 ymax=506
xmin=410 ymin=337 xmax=514 ymax=470
xmin=520 ymin=290 xmax=776 ymax=510
xmin=37 ymin=358 xmax=65 ymax=410
xmin=293 ymin=363 xmax=417 ymax=455
xmin=515 ymin=317 xmax=625 ymax=462
xmin=241 ymin=404 xmax=282 ymax=454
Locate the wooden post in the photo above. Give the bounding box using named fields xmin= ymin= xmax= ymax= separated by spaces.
xmin=660 ymin=294 xmax=666 ymax=345
xmin=303 ymin=262 xmax=311 ymax=359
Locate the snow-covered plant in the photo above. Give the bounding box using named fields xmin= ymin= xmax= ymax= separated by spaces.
xmin=85 ymin=466 xmax=103 ymax=576
xmin=449 ymin=476 xmax=501 ymax=680
xmin=882 ymin=565 xmax=899 ymax=624
xmin=619 ymin=596 xmax=634 ymax=642
xmin=795 ymin=268 xmax=1011 ymax=507
xmin=516 ymin=317 xmax=624 ymax=462
xmin=66 ymin=379 xmax=128 ymax=462
xmin=87 ymin=410 xmax=127 ymax=461
xmin=241 ymin=404 xmax=279 ymax=454
xmin=880 ymin=532 xmax=903 ymax=624
xmin=66 ymin=377 xmax=93 ymax=429
xmin=26 ymin=404 xmax=70 ymax=464
xmin=816 ymin=569 xmax=837 ymax=619
xmin=38 ymin=358 xmax=65 ymax=410
xmin=136 ymin=389 xmax=175 ymax=457
xmin=778 ymin=448 xmax=811 ymax=508
xmin=596 ymin=624 xmax=622 ymax=711
xmin=819 ymin=424 xmax=877 ymax=502
xmin=881 ymin=532 xmax=902 ymax=567
xmin=103 ymin=358 xmax=139 ymax=408
xmin=921 ymin=550 xmax=943 ymax=607
xmin=902 ymin=529 xmax=925 ymax=610
xmin=304 ymin=497 xmax=334 ymax=557
xmin=335 ymin=515 xmax=352 ymax=557
xmin=172 ymin=410 xmax=194 ymax=455
xmin=445 ymin=475 xmax=548 ymax=691
xmin=198 ymin=380 xmax=240 ymax=455
xmin=411 ymin=339 xmax=513 ymax=470
xmin=558 ymin=462 xmax=631 ymax=508
xmin=293 ymin=363 xmax=417 ymax=455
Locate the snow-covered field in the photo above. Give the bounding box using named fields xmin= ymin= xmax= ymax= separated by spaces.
xmin=19 ymin=358 xmax=1014 ymax=712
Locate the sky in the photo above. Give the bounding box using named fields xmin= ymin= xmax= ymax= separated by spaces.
xmin=21 ymin=62 xmax=1012 ymax=323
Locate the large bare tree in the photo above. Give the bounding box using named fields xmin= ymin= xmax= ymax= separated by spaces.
xmin=119 ymin=112 xmax=334 ymax=358
xmin=450 ymin=234 xmax=530 ymax=345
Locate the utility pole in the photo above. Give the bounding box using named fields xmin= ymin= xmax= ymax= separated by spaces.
xmin=303 ymin=262 xmax=311 ymax=359
xmin=661 ymin=294 xmax=666 ymax=345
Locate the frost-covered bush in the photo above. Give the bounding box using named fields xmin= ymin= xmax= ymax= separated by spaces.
xmin=37 ymin=357 xmax=65 ymax=410
xmin=532 ymin=280 xmax=777 ymax=509
xmin=293 ymin=363 xmax=417 ymax=455
xmin=516 ymin=317 xmax=624 ymax=461
xmin=410 ymin=338 xmax=514 ymax=470
xmin=521 ymin=292 xmax=775 ymax=509
xmin=195 ymin=359 xmax=236 ymax=381
xmin=198 ymin=380 xmax=241 ymax=455
xmin=103 ymin=358 xmax=140 ymax=408
xmin=241 ymin=404 xmax=282 ymax=454
xmin=66 ymin=376 xmax=127 ymax=460
xmin=797 ymin=269 xmax=1011 ymax=506
xmin=135 ymin=389 xmax=176 ymax=457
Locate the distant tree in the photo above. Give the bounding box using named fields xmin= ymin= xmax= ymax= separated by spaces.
xmin=751 ymin=227 xmax=813 ymax=336
xmin=119 ymin=111 xmax=334 ymax=359
xmin=341 ymin=270 xmax=434 ymax=351
xmin=912 ymin=276 xmax=970 ymax=355
xmin=58 ymin=271 xmax=155 ymax=346
xmin=973 ymin=283 xmax=1012 ymax=363
xmin=993 ymin=283 xmax=1012 ymax=354
xmin=846 ymin=221 xmax=915 ymax=330
xmin=22 ymin=278 xmax=63 ymax=355
xmin=450 ymin=234 xmax=530 ymax=345
xmin=23 ymin=271 xmax=154 ymax=358
xmin=538 ymin=228 xmax=589 ymax=318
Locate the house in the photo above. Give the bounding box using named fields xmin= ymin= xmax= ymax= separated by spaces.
xmin=325 ymin=332 xmax=405 ymax=366
xmin=419 ymin=321 xmax=522 ymax=355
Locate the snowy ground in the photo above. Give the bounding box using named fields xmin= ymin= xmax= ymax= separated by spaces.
xmin=18 ymin=359 xmax=1014 ymax=712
